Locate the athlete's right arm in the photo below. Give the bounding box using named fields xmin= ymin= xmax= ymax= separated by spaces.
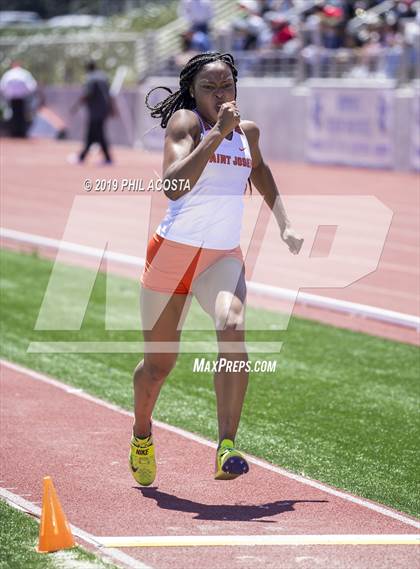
xmin=162 ymin=108 xmax=234 ymax=200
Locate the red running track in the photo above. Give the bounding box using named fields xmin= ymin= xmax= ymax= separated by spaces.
xmin=1 ymin=361 xmax=419 ymax=569
xmin=1 ymin=139 xmax=419 ymax=345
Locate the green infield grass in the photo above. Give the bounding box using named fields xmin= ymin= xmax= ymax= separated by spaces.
xmin=1 ymin=248 xmax=419 ymax=519
xmin=0 ymin=499 xmax=116 ymax=569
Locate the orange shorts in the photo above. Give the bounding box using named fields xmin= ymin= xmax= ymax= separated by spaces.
xmin=141 ymin=233 xmax=244 ymax=295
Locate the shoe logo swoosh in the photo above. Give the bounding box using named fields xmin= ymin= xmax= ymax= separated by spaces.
xmin=239 ymin=146 xmax=246 ymax=151
xmin=130 ymin=457 xmax=138 ymax=472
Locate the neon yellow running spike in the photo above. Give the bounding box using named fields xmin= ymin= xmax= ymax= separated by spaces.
xmin=129 ymin=433 xmax=156 ymax=486
xmin=215 ymin=438 xmax=249 ymax=480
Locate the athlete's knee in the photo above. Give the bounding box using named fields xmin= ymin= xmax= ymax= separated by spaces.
xmin=214 ymin=292 xmax=245 ymax=331
xmin=215 ymin=308 xmax=244 ymax=332
xmin=146 ymin=358 xmax=177 ymax=382
xmin=135 ymin=356 xmax=177 ymax=383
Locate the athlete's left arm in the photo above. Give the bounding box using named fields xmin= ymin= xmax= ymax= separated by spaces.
xmin=241 ymin=120 xmax=303 ymax=255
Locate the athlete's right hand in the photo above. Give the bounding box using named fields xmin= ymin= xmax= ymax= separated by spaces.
xmin=215 ymin=101 xmax=241 ymax=137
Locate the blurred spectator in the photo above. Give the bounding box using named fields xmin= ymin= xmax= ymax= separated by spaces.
xmin=170 ymin=31 xmax=204 ymax=72
xmin=234 ymin=0 xmax=272 ymax=49
xmin=188 ymin=29 xmax=212 ymax=51
xmin=267 ymin=14 xmax=297 ymax=49
xmin=320 ymin=5 xmax=346 ymax=49
xmin=0 ymin=62 xmax=38 ymax=137
xmin=71 ymin=60 xmax=115 ymax=164
xmin=221 ymin=0 xmax=420 ymax=80
xmin=179 ymin=0 xmax=214 ymax=34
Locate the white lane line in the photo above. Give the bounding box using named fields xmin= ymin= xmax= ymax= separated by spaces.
xmin=0 ymin=488 xmax=153 ymax=569
xmin=1 ymin=227 xmax=418 ymax=329
xmin=0 ymin=227 xmax=146 ymax=267
xmin=2 ymin=359 xmax=420 ymax=531
xmin=97 ymin=534 xmax=420 ymax=548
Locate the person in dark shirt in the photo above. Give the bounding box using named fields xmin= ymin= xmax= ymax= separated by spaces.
xmin=72 ymin=60 xmax=114 ymax=164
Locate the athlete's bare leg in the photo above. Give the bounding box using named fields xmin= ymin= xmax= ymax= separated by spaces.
xmin=214 ymin=294 xmax=248 ymax=442
xmin=192 ymin=257 xmax=248 ymax=443
xmin=133 ymin=288 xmax=191 ymax=438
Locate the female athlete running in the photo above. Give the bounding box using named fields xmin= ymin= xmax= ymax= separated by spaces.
xmin=129 ymin=52 xmax=303 ymax=485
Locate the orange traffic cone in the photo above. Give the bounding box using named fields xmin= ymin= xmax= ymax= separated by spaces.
xmin=38 ymin=476 xmax=75 ymax=553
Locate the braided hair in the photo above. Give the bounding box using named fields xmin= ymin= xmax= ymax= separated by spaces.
xmin=145 ymin=52 xmax=238 ymax=129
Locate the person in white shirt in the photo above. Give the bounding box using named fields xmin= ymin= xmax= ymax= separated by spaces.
xmin=0 ymin=62 xmax=37 ymax=137
xmin=179 ymin=0 xmax=214 ymax=34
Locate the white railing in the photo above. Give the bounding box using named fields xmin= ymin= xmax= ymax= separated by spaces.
xmin=155 ymin=44 xmax=419 ymax=84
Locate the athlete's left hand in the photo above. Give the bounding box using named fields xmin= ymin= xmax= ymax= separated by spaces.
xmin=281 ymin=226 xmax=304 ymax=255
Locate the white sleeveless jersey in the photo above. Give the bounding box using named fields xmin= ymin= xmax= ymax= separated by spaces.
xmin=156 ymin=110 xmax=252 ymax=249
